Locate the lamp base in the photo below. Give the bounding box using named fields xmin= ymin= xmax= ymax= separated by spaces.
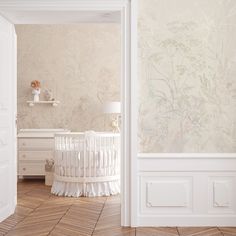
xmin=111 ymin=117 xmax=120 ymax=133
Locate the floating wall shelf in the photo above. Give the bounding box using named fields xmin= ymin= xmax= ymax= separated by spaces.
xmin=27 ymin=101 xmax=60 ymax=107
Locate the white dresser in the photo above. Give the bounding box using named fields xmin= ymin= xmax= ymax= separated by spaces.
xmin=18 ymin=129 xmax=69 ymax=178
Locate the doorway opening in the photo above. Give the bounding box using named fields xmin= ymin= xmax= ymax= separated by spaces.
xmin=16 ymin=11 xmax=124 ymax=229
xmin=0 ymin=0 xmax=135 ymax=230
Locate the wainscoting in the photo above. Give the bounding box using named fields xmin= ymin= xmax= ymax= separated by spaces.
xmin=138 ymin=154 xmax=236 ymax=226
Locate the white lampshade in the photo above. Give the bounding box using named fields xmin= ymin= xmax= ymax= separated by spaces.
xmin=103 ymin=102 xmax=121 ymax=114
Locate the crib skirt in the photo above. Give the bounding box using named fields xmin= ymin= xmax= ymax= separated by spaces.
xmin=51 ymin=181 xmax=120 ymax=197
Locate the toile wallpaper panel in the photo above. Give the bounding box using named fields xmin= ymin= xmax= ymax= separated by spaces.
xmin=16 ymin=24 xmax=120 ymax=132
xmin=138 ymin=0 xmax=236 ymax=153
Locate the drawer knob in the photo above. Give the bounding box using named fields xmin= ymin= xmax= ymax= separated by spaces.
xmin=23 ymin=155 xmax=26 ymax=158
xmin=23 ymin=167 xmax=26 ymax=171
xmin=22 ymin=143 xmax=26 ymax=146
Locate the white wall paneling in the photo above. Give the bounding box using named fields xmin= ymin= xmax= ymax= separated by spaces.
xmin=138 ymin=154 xmax=236 ymax=226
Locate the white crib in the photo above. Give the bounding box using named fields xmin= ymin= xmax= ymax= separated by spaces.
xmin=51 ymin=131 xmax=120 ymax=197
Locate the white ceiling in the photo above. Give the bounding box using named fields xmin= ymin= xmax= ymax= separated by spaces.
xmin=0 ymin=10 xmax=121 ymax=24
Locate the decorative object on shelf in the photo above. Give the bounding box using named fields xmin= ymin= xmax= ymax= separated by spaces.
xmin=27 ymin=100 xmax=60 ymax=107
xmin=103 ymin=101 xmax=121 ymax=132
xmin=28 ymin=83 xmax=59 ymax=107
xmin=45 ymin=158 xmax=54 ymax=186
xmin=44 ymin=89 xmax=54 ymax=101
xmin=31 ymin=80 xmax=41 ymax=102
xmin=45 ymin=158 xmax=54 ymax=171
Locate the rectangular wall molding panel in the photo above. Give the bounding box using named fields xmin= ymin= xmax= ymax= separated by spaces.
xmin=147 ymin=181 xmax=190 ymax=207
xmin=208 ymin=177 xmax=235 ymax=214
xmin=213 ymin=181 xmax=230 ymax=207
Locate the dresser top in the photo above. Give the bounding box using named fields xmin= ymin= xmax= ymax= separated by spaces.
xmin=18 ymin=129 xmax=70 ymax=138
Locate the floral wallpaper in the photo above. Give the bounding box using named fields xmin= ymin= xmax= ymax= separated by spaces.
xmin=138 ymin=0 xmax=236 ymax=153
xmin=16 ymin=24 xmax=120 ymax=132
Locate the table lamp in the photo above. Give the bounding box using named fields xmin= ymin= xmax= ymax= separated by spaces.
xmin=103 ymin=102 xmax=121 ymax=132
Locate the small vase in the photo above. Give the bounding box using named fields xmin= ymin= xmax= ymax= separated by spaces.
xmin=34 ymin=94 xmax=39 ymax=102
xmin=32 ymin=88 xmax=40 ymax=102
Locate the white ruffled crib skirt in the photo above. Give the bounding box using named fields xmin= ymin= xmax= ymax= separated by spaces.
xmin=51 ymin=180 xmax=120 ymax=197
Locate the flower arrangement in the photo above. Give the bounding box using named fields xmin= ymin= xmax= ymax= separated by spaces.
xmin=31 ymin=80 xmax=41 ymax=90
xmin=31 ymin=80 xmax=41 ymax=102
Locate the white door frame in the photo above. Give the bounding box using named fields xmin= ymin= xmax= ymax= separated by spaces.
xmin=0 ymin=0 xmax=138 ymax=226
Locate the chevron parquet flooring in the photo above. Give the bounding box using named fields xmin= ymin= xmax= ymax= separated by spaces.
xmin=0 ymin=179 xmax=235 ymax=236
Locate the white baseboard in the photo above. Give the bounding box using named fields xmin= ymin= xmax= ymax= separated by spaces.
xmin=137 ymin=153 xmax=236 ymax=227
xmin=138 ymin=215 xmax=236 ymax=227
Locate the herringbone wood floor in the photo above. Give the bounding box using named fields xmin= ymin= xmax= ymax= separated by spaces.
xmin=0 ymin=180 xmax=236 ymax=236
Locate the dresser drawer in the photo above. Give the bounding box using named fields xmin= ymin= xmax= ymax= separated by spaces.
xmin=18 ymin=138 xmax=54 ymax=150
xmin=18 ymin=161 xmax=45 ymax=176
xmin=18 ymin=151 xmax=53 ymax=161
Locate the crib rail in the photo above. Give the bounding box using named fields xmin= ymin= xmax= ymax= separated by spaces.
xmin=53 ymin=132 xmax=120 ymax=196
